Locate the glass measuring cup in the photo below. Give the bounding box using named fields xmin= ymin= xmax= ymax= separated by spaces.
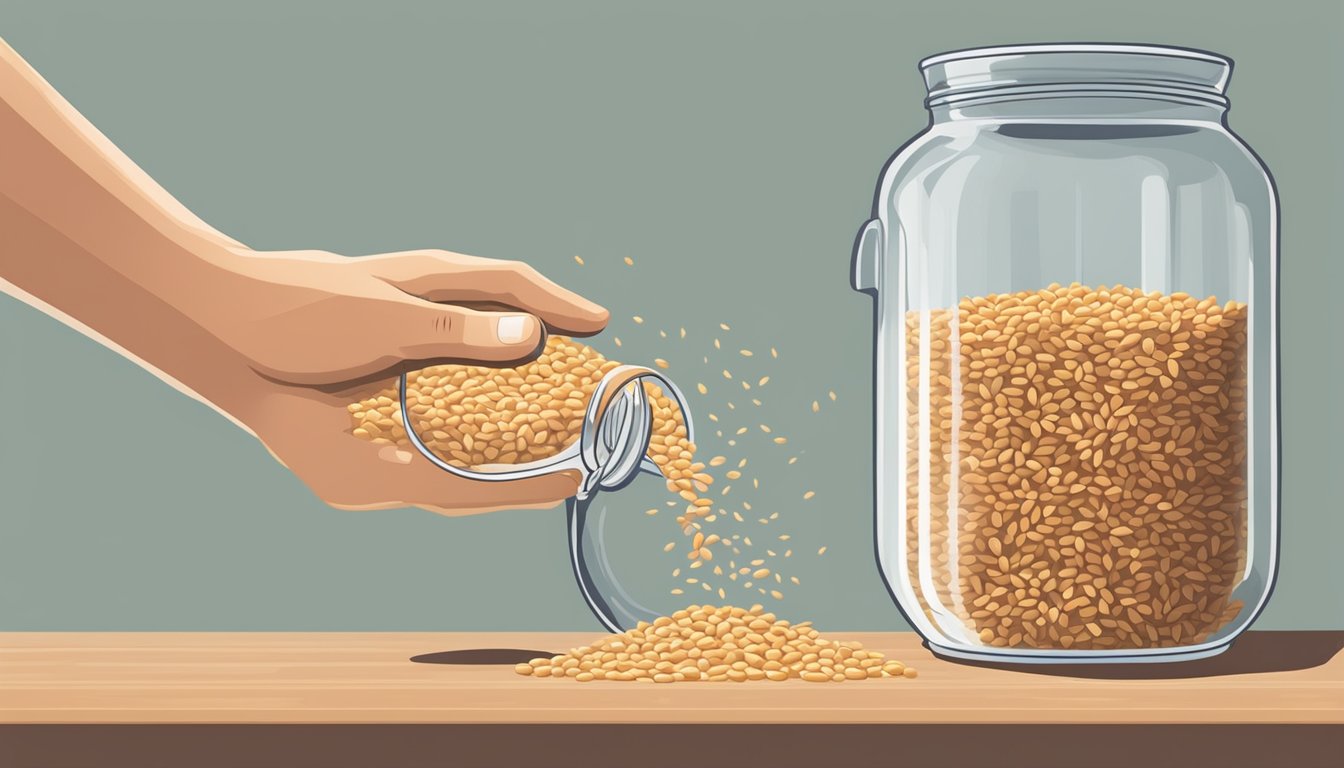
xmin=398 ymin=362 xmax=696 ymax=631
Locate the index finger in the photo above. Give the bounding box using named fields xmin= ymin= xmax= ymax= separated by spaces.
xmin=383 ymin=253 xmax=609 ymax=336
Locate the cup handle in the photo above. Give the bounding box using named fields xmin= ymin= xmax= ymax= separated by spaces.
xmin=566 ymin=495 xmax=635 ymax=633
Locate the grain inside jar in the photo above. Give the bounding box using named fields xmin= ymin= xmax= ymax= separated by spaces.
xmin=906 ymin=283 xmax=1248 ymax=650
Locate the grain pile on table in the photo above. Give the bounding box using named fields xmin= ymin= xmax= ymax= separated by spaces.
xmin=904 ymin=283 xmax=1248 ymax=650
xmin=515 ymin=605 xmax=917 ymax=682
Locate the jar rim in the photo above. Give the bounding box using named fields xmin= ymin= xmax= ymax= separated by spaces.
xmin=920 ymin=43 xmax=1232 ymax=109
xmin=919 ymin=43 xmax=1230 ymax=70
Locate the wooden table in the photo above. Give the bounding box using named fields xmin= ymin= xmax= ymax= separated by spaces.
xmin=2 ymin=631 xmax=1341 ymax=767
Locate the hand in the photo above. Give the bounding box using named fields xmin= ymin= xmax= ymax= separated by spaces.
xmin=2 ymin=35 xmax=611 ymax=516
xmin=203 ymin=247 xmax=609 ymax=515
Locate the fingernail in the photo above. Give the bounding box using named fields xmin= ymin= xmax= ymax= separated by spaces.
xmin=378 ymin=445 xmax=413 ymax=465
xmin=496 ymin=315 xmax=534 ymax=344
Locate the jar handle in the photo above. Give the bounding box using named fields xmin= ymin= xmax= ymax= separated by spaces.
xmin=852 ymin=217 xmax=883 ymax=295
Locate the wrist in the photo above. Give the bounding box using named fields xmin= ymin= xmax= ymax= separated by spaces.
xmin=149 ymin=241 xmax=271 ymax=421
xmin=88 ymin=236 xmax=267 ymax=428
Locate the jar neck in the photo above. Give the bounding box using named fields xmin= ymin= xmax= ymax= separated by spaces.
xmin=930 ymin=93 xmax=1228 ymax=125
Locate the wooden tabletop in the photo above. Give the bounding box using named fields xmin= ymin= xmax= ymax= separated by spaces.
xmin=3 ymin=631 xmax=1342 ymax=767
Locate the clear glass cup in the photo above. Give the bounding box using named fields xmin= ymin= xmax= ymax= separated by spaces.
xmin=568 ymin=470 xmax=700 ymax=632
xmin=400 ymin=360 xmax=699 ymax=631
xmin=852 ymin=44 xmax=1279 ymax=663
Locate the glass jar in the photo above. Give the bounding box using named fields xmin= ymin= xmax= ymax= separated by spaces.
xmin=852 ymin=44 xmax=1278 ymax=663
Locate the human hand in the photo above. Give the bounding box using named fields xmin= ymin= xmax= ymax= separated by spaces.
xmin=195 ymin=247 xmax=609 ymax=515
xmin=2 ymin=35 xmax=611 ymax=515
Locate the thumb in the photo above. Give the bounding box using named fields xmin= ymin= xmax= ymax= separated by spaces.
xmin=396 ymin=303 xmax=545 ymax=365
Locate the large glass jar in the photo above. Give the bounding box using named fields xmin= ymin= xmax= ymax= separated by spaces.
xmin=852 ymin=44 xmax=1278 ymax=663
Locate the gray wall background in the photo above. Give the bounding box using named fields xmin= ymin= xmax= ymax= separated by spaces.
xmin=1 ymin=0 xmax=1340 ymax=631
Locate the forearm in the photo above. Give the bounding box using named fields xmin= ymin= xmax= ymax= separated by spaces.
xmin=0 ymin=37 xmax=256 ymax=416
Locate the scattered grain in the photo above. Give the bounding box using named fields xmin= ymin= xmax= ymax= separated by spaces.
xmin=516 ymin=605 xmax=915 ymax=683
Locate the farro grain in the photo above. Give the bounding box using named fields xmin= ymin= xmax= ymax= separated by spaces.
xmin=904 ymin=283 xmax=1248 ymax=650
xmin=517 ymin=605 xmax=914 ymax=683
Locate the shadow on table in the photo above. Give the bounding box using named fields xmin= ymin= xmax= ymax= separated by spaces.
xmin=408 ymin=631 xmax=1344 ymax=676
xmin=947 ymin=631 xmax=1344 ymax=679
xmin=410 ymin=649 xmax=556 ymax=666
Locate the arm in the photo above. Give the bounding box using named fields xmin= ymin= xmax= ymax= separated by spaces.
xmin=0 ymin=36 xmax=607 ymax=514
xmin=0 ymin=36 xmax=260 ymax=424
